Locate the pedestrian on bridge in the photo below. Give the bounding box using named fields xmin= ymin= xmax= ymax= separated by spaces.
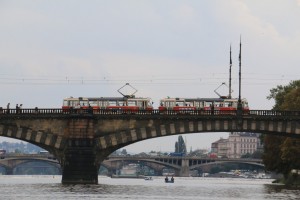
xmin=6 ymin=103 xmax=10 ymax=114
xmin=210 ymin=102 xmax=215 ymax=115
xmin=16 ymin=104 xmax=19 ymax=114
xmin=19 ymin=104 xmax=22 ymax=114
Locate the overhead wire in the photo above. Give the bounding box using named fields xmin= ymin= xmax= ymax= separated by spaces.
xmin=0 ymin=73 xmax=297 ymax=86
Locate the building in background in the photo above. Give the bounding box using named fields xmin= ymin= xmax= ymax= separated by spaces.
xmin=211 ymin=132 xmax=262 ymax=158
xmin=211 ymin=137 xmax=228 ymax=158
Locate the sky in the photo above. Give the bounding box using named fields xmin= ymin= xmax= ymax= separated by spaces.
xmin=0 ymin=0 xmax=300 ymax=153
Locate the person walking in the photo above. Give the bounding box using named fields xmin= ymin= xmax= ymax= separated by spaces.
xmin=210 ymin=102 xmax=215 ymax=115
xmin=19 ymin=104 xmax=23 ymax=114
xmin=6 ymin=103 xmax=10 ymax=114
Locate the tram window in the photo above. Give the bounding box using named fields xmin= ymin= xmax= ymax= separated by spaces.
xmin=102 ymin=101 xmax=109 ymax=107
xmin=127 ymin=101 xmax=136 ymax=106
xmin=165 ymin=101 xmax=175 ymax=108
xmin=232 ymin=102 xmax=237 ymax=108
xmin=89 ymin=101 xmax=98 ymax=107
xmin=137 ymin=101 xmax=142 ymax=107
xmin=70 ymin=100 xmax=79 ymax=107
xmin=176 ymin=101 xmax=185 ymax=106
xmin=63 ymin=100 xmax=69 ymax=106
xmin=204 ymin=102 xmax=212 ymax=107
xmin=119 ymin=101 xmax=126 ymax=106
xmin=79 ymin=100 xmax=88 ymax=106
xmin=109 ymin=101 xmax=117 ymax=106
xmin=196 ymin=102 xmax=204 ymax=108
xmin=195 ymin=102 xmax=203 ymax=108
xmin=186 ymin=102 xmax=193 ymax=106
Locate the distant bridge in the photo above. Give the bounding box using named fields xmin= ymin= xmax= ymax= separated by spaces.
xmin=104 ymin=155 xmax=264 ymax=176
xmin=0 ymin=154 xmax=263 ymax=176
xmin=0 ymin=108 xmax=299 ymax=183
xmin=0 ymin=154 xmax=60 ymax=174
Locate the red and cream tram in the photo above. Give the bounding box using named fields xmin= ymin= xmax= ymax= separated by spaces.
xmin=62 ymin=96 xmax=153 ymax=112
xmin=158 ymin=97 xmax=249 ymax=113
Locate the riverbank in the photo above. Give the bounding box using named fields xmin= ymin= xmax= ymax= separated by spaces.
xmin=273 ymin=174 xmax=300 ymax=187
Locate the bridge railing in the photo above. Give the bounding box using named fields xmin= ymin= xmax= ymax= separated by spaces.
xmin=0 ymin=108 xmax=299 ymax=116
xmin=0 ymin=108 xmax=63 ymax=115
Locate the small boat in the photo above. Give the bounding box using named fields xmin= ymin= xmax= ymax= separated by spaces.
xmin=165 ymin=180 xmax=174 ymax=183
xmin=144 ymin=176 xmax=153 ymax=181
xmin=164 ymin=176 xmax=174 ymax=183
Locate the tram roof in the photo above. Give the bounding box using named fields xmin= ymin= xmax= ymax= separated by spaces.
xmin=160 ymin=97 xmax=248 ymax=102
xmin=63 ymin=97 xmax=151 ymax=101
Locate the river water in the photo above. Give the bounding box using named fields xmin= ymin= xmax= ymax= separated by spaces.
xmin=0 ymin=175 xmax=299 ymax=200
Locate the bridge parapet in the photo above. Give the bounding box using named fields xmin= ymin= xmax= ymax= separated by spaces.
xmin=0 ymin=108 xmax=299 ymax=117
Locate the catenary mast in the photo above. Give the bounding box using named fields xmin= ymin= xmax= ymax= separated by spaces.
xmin=237 ymin=36 xmax=242 ymax=113
xmin=229 ymin=45 xmax=232 ymax=99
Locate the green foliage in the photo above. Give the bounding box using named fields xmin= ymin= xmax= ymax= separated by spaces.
xmin=267 ymin=80 xmax=300 ymax=110
xmin=251 ymin=150 xmax=263 ymax=159
xmin=264 ymin=80 xmax=300 ymax=183
xmin=263 ymin=136 xmax=287 ymax=175
xmin=241 ymin=153 xmax=251 ymax=158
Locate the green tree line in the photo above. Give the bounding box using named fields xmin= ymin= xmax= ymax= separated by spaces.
xmin=263 ymin=80 xmax=300 ymax=186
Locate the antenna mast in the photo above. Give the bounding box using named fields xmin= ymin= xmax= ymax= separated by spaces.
xmin=238 ymin=37 xmax=242 ymax=103
xmin=229 ymin=45 xmax=232 ymax=99
xmin=237 ymin=36 xmax=243 ymax=115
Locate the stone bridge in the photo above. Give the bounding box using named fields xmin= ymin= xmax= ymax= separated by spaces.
xmin=0 ymin=154 xmax=263 ymax=177
xmin=104 ymin=156 xmax=264 ymax=176
xmin=0 ymin=154 xmax=60 ymax=174
xmin=0 ymin=108 xmax=299 ymax=183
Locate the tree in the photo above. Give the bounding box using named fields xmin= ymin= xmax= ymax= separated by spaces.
xmin=267 ymin=80 xmax=300 ymax=110
xmin=263 ymin=80 xmax=300 ymax=183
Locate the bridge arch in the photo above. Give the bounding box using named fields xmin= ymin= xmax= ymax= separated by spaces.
xmin=189 ymin=160 xmax=265 ymax=170
xmin=95 ymin=116 xmax=300 ymax=151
